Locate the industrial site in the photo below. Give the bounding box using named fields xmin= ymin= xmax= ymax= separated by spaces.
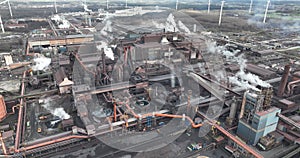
xmin=0 ymin=0 xmax=299 ymax=158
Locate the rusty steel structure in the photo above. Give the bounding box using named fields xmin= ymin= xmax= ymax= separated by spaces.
xmin=0 ymin=26 xmax=298 ymax=158
xmin=278 ymin=65 xmax=290 ymax=97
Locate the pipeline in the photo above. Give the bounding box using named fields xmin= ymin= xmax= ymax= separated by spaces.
xmin=72 ymin=52 xmax=96 ymax=76
xmin=287 ymin=79 xmax=300 ymax=95
xmin=278 ymin=65 xmax=290 ymax=97
xmin=14 ymin=71 xmax=26 ymax=152
xmin=277 ymin=113 xmax=300 ymax=130
xmin=0 ymin=135 xmax=7 ymax=155
xmin=213 ymin=123 xmax=263 ymax=158
xmin=23 ymin=131 xmax=73 ymax=146
xmin=239 ymin=90 xmax=248 ymax=119
xmin=124 ymin=103 xmax=203 ymax=128
xmin=17 ymin=135 xmax=88 ymax=152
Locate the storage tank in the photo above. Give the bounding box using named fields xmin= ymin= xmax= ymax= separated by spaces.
xmin=0 ymin=95 xmax=7 ymax=121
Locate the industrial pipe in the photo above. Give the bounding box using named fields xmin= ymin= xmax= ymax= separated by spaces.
xmin=278 ymin=65 xmax=290 ymax=97
xmin=72 ymin=52 xmax=96 ymax=76
xmin=239 ymin=90 xmax=248 ymax=119
xmin=0 ymin=135 xmax=7 ymax=155
xmin=14 ymin=71 xmax=26 ymax=152
xmin=124 ymin=102 xmax=203 ymax=128
xmin=17 ymin=135 xmax=88 ymax=152
xmin=287 ymin=79 xmax=300 ymax=95
xmin=213 ymin=123 xmax=263 ymax=158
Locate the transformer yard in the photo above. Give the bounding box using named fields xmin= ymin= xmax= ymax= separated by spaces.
xmin=0 ymin=1 xmax=299 ymax=158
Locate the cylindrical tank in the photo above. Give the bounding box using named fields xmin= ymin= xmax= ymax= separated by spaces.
xmin=229 ymin=97 xmax=237 ymax=118
xmin=0 ymin=95 xmax=7 ymax=121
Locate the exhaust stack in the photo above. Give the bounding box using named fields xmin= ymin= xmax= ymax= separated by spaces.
xmin=277 ymin=65 xmax=290 ymax=97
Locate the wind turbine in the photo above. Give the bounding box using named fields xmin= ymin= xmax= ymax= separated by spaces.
xmin=107 ymin=0 xmax=109 ymax=10
xmin=263 ymin=0 xmax=270 ymax=23
xmin=0 ymin=0 xmax=13 ymax=33
xmin=82 ymin=0 xmax=92 ymax=26
xmin=54 ymin=0 xmax=58 ymax=13
xmin=0 ymin=0 xmax=13 ymax=18
xmin=208 ymin=0 xmax=211 ymax=14
xmin=249 ymin=0 xmax=253 ymax=13
xmin=126 ymin=0 xmax=128 ymax=8
xmin=218 ymin=1 xmax=225 ymax=26
xmin=176 ymin=0 xmax=179 ymax=10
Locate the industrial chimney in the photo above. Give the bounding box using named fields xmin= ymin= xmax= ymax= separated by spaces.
xmin=277 ymin=65 xmax=290 ymax=97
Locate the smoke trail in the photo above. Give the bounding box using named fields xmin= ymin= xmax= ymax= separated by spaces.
xmin=178 ymin=20 xmax=191 ymax=34
xmin=206 ymin=41 xmax=270 ymax=91
xmin=96 ymin=41 xmax=114 ymax=60
xmin=41 ymin=98 xmax=71 ymax=120
xmin=32 ymin=54 xmax=51 ymax=71
xmin=100 ymin=20 xmax=112 ymax=36
xmin=165 ymin=13 xmax=179 ymax=32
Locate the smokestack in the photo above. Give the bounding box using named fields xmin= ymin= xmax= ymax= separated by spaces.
xmin=208 ymin=0 xmax=211 ymax=14
xmin=226 ymin=96 xmax=237 ymax=125
xmin=263 ymin=0 xmax=271 ymax=23
xmin=249 ymin=0 xmax=253 ymax=13
xmin=229 ymin=96 xmax=237 ymax=119
xmin=0 ymin=15 xmax=5 ymax=33
xmin=218 ymin=1 xmax=225 ymax=26
xmin=239 ymin=90 xmax=248 ymax=119
xmin=277 ymin=65 xmax=290 ymax=97
xmin=8 ymin=0 xmax=13 ymax=18
xmin=54 ymin=0 xmax=58 ymax=13
xmin=176 ymin=0 xmax=179 ymax=10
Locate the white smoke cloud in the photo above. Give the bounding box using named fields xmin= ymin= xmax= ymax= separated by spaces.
xmin=32 ymin=55 xmax=51 ymax=71
xmin=165 ymin=13 xmax=179 ymax=32
xmin=153 ymin=13 xmax=192 ymax=34
xmin=83 ymin=3 xmax=92 ymax=13
xmin=41 ymin=98 xmax=71 ymax=120
xmin=206 ymin=41 xmax=271 ymax=91
xmin=178 ymin=20 xmax=191 ymax=34
xmin=96 ymin=41 xmax=114 ymax=60
xmin=100 ymin=20 xmax=112 ymax=36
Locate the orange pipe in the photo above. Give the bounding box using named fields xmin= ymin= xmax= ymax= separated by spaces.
xmin=124 ymin=103 xmax=203 ymax=128
xmin=72 ymin=53 xmax=96 ymax=76
xmin=14 ymin=71 xmax=26 ymax=152
xmin=113 ymin=103 xmax=117 ymax=122
xmin=17 ymin=135 xmax=88 ymax=152
xmin=0 ymin=136 xmax=7 ymax=155
xmin=213 ymin=124 xmax=263 ymax=158
xmin=8 ymin=105 xmax=19 ymax=115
